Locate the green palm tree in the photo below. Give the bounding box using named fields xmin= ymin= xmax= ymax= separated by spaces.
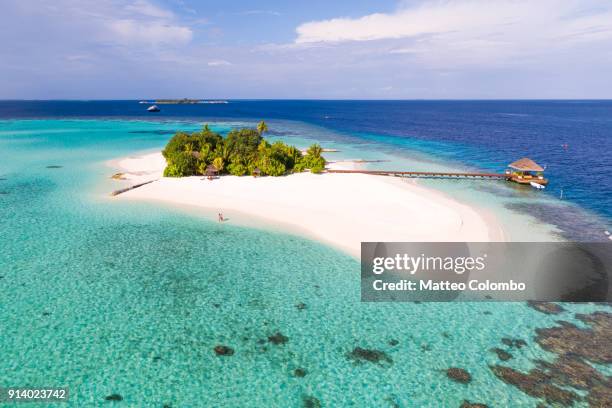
xmin=307 ymin=143 xmax=323 ymax=158
xmin=213 ymin=157 xmax=225 ymax=172
xmin=286 ymin=145 xmax=301 ymax=164
xmin=184 ymin=142 xmax=195 ymax=154
xmin=257 ymin=120 xmax=268 ymax=136
xmin=258 ymin=140 xmax=270 ymax=154
xmin=200 ymin=144 xmax=211 ymax=162
xmin=215 ymin=143 xmax=231 ymax=162
xmin=197 ymin=161 xmax=207 ymax=175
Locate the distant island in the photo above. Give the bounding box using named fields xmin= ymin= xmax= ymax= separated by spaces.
xmin=162 ymin=121 xmax=326 ymax=177
xmin=139 ymin=99 xmax=228 ymax=104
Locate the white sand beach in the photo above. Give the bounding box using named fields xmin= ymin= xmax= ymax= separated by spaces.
xmin=109 ymin=152 xmax=504 ymax=257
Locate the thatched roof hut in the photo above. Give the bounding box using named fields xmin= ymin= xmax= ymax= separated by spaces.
xmin=191 ymin=151 xmax=202 ymax=160
xmin=508 ymin=158 xmax=544 ymax=172
xmin=205 ymin=164 xmax=219 ymax=176
xmin=252 ymin=167 xmax=262 ymax=177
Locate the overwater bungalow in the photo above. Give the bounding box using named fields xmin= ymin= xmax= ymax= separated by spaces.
xmin=506 ymin=158 xmax=548 ymax=186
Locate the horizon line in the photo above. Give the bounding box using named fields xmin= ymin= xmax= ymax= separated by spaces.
xmin=1 ymin=98 xmax=612 ymax=102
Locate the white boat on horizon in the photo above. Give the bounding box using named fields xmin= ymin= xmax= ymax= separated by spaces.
xmin=147 ymin=105 xmax=160 ymax=112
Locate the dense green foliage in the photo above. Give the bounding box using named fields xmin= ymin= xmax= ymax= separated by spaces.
xmin=295 ymin=143 xmax=326 ymax=174
xmin=162 ymin=123 xmax=326 ymax=177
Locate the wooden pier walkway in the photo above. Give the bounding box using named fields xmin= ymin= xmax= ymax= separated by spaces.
xmin=110 ymin=179 xmax=157 ymax=196
xmin=326 ymin=169 xmax=509 ymax=180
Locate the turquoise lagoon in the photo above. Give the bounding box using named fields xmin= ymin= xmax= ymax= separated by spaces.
xmin=0 ymin=119 xmax=608 ymax=407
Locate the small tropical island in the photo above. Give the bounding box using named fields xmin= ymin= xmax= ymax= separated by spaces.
xmin=110 ymin=120 xmax=501 ymax=256
xmin=162 ymin=121 xmax=326 ymax=177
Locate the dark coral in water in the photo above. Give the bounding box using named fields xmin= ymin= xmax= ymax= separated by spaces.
xmin=490 ymin=348 xmax=513 ymax=361
xmin=588 ymin=383 xmax=612 ymax=408
xmin=268 ymin=332 xmax=289 ymax=345
xmin=346 ymin=347 xmax=393 ymax=366
xmin=490 ymin=365 xmax=579 ymax=406
xmin=302 ymin=395 xmax=321 ymax=408
xmin=104 ymin=394 xmax=123 ymax=401
xmin=527 ymin=301 xmax=565 ymax=315
xmin=535 ymin=354 xmax=607 ymax=390
xmin=501 ymin=337 xmax=526 ymax=348
xmin=293 ymin=368 xmax=307 ymax=378
xmin=446 ymin=368 xmax=472 ymax=384
xmin=489 ymin=311 xmax=612 ymax=407
xmin=214 ymin=345 xmax=234 ymax=356
xmin=296 ymin=302 xmax=307 ymax=310
xmin=535 ymin=312 xmax=612 ymax=364
xmin=46 ymin=165 xmax=63 ymax=169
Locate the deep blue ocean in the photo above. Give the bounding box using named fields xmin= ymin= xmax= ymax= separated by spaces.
xmin=1 ymin=100 xmax=610 ymax=223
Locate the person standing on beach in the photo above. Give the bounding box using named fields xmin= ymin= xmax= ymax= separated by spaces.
xmin=218 ymin=213 xmax=224 ymax=222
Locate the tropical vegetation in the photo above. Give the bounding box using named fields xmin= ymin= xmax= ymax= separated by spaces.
xmin=162 ymin=121 xmax=326 ymax=177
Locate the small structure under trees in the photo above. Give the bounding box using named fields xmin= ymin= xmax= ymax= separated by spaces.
xmin=205 ymin=164 xmax=219 ymax=179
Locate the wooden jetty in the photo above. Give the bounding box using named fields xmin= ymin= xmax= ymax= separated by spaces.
xmin=327 ymin=169 xmax=508 ymax=179
xmin=326 ymin=158 xmax=548 ymax=186
xmin=110 ymin=179 xmax=157 ymax=196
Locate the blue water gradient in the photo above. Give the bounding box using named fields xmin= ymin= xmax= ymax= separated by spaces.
xmin=1 ymin=100 xmax=611 ymax=222
xmin=0 ymin=116 xmax=610 ymax=406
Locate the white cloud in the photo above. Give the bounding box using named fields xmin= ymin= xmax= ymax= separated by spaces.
xmin=242 ymin=10 xmax=281 ymax=17
xmin=108 ymin=18 xmax=192 ymax=45
xmin=388 ymin=47 xmax=418 ymax=55
xmin=293 ymin=0 xmax=612 ymax=69
xmin=295 ymin=0 xmax=612 ymax=46
xmin=207 ymin=60 xmax=232 ymax=66
xmin=104 ymin=0 xmax=193 ymax=46
xmin=28 ymin=0 xmax=195 ymax=47
xmin=2 ymin=0 xmax=611 ymax=99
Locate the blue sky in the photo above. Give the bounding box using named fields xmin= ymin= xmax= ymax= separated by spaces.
xmin=1 ymin=0 xmax=611 ymax=99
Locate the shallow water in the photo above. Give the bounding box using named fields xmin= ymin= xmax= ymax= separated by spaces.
xmin=0 ymin=119 xmax=609 ymax=407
